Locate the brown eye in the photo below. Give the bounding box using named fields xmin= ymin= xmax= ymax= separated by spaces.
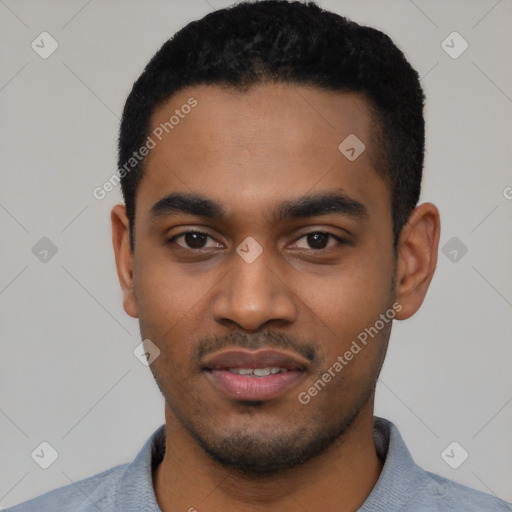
xmin=306 ymin=233 xmax=329 ymax=249
xmin=182 ymin=232 xmax=208 ymax=249
xmin=168 ymin=231 xmax=221 ymax=250
xmin=293 ymin=232 xmax=344 ymax=250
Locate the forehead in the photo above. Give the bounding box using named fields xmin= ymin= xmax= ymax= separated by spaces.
xmin=149 ymin=83 xmax=380 ymax=165
xmin=137 ymin=83 xmax=389 ymax=226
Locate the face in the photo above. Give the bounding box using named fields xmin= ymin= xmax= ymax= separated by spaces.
xmin=119 ymin=83 xmax=400 ymax=474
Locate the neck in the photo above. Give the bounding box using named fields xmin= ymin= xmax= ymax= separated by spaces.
xmin=153 ymin=401 xmax=383 ymax=512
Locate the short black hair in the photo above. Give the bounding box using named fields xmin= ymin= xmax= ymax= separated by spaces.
xmin=118 ymin=0 xmax=425 ymax=251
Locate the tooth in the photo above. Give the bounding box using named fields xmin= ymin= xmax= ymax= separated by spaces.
xmin=253 ymin=368 xmax=271 ymax=376
xmin=228 ymin=368 xmax=252 ymax=375
xmin=228 ymin=367 xmax=289 ymax=376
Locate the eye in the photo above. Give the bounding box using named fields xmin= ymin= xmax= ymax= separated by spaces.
xmin=291 ymin=232 xmax=346 ymax=251
xmin=167 ymin=231 xmax=222 ymax=250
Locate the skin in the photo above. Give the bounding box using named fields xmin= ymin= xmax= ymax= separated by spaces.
xmin=111 ymin=83 xmax=440 ymax=511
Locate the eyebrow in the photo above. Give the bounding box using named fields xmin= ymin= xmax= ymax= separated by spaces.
xmin=149 ymin=191 xmax=368 ymax=223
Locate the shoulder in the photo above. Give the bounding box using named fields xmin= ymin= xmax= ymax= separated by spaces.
xmin=368 ymin=417 xmax=511 ymax=512
xmin=2 ymin=463 xmax=128 ymax=512
xmin=3 ymin=424 xmax=165 ymax=512
xmin=419 ymin=470 xmax=512 ymax=511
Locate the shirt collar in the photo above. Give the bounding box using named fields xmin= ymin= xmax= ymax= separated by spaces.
xmin=113 ymin=424 xmax=165 ymax=511
xmin=113 ymin=416 xmax=425 ymax=511
xmin=359 ymin=416 xmax=431 ymax=511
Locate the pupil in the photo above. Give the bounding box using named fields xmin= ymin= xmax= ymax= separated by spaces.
xmin=185 ymin=232 xmax=207 ymax=248
xmin=308 ymin=233 xmax=328 ymax=249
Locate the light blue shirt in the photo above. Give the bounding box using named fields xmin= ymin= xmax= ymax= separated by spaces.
xmin=5 ymin=417 xmax=511 ymax=511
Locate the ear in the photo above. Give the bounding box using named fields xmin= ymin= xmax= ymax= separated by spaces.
xmin=394 ymin=202 xmax=440 ymax=320
xmin=111 ymin=204 xmax=139 ymax=318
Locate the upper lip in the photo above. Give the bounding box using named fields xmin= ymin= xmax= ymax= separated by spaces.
xmin=202 ymin=349 xmax=309 ymax=371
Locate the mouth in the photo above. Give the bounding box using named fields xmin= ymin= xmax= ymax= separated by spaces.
xmin=201 ymin=349 xmax=309 ymax=402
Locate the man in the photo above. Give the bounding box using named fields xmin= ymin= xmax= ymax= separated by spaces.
xmin=6 ymin=1 xmax=511 ymax=511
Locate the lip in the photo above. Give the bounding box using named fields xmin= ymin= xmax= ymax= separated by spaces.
xmin=202 ymin=349 xmax=309 ymax=401
xmin=202 ymin=348 xmax=310 ymax=371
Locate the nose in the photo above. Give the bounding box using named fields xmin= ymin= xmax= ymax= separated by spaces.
xmin=212 ymin=247 xmax=298 ymax=331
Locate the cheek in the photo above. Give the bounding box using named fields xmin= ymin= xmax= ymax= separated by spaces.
xmin=133 ymin=248 xmax=214 ymax=333
xmin=297 ymin=257 xmax=393 ymax=341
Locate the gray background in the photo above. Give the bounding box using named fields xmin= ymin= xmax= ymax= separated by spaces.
xmin=1 ymin=0 xmax=511 ymax=507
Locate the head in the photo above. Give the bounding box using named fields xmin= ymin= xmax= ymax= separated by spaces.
xmin=112 ymin=0 xmax=439 ymax=476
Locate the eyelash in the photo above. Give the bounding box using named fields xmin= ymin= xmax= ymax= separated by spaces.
xmin=166 ymin=230 xmax=347 ymax=252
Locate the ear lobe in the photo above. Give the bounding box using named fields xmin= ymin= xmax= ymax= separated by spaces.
xmin=111 ymin=204 xmax=139 ymax=319
xmin=394 ymin=202 xmax=440 ymax=320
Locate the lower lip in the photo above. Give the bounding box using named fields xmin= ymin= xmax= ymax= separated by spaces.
xmin=205 ymin=369 xmax=305 ymax=401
